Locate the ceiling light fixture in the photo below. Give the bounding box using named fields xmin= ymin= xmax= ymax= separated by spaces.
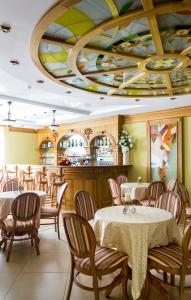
xmin=135 ymin=99 xmax=140 ymax=102
xmin=0 ymin=24 xmax=11 ymax=33
xmin=170 ymin=97 xmax=176 ymax=100
xmin=49 ymin=109 xmax=59 ymax=131
xmin=36 ymin=80 xmax=44 ymax=84
xmin=100 ymin=97 xmax=104 ymax=100
xmin=10 ymin=59 xmax=19 ymax=65
xmin=65 ymin=90 xmax=72 ymax=94
xmin=2 ymin=101 xmax=16 ymax=126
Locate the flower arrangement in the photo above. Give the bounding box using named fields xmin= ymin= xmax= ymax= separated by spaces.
xmin=118 ymin=129 xmax=133 ymax=150
xmin=59 ymin=157 xmax=71 ymax=166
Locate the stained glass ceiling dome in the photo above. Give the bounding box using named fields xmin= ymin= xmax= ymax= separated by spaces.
xmin=31 ymin=0 xmax=191 ymax=98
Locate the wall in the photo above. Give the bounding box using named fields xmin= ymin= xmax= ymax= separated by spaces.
xmin=183 ymin=117 xmax=191 ymax=197
xmin=4 ymin=127 xmax=38 ymax=165
xmin=124 ymin=115 xmax=191 ymax=200
xmin=123 ymin=122 xmax=147 ymax=182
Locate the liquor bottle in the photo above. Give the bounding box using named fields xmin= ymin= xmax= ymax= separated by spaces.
xmin=75 ymin=140 xmax=78 ymax=147
xmin=71 ymin=139 xmax=74 ymax=147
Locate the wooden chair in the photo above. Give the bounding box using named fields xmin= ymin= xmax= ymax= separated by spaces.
xmin=47 ymin=171 xmax=65 ymax=206
xmin=3 ymin=180 xmax=23 ymax=192
xmin=34 ymin=171 xmax=48 ymax=191
xmin=155 ymin=191 xmax=182 ymax=224
xmin=147 ymin=223 xmax=191 ymax=300
xmin=108 ymin=178 xmax=124 ymax=205
xmin=40 ymin=182 xmax=68 ymax=239
xmin=116 ymin=174 xmax=128 ymax=185
xmin=18 ymin=169 xmax=35 ymax=190
xmin=0 ymin=192 xmax=40 ymax=261
xmin=176 ymin=181 xmax=191 ymax=228
xmin=63 ymin=212 xmax=129 ymax=300
xmin=74 ymin=191 xmax=97 ymax=223
xmin=166 ymin=178 xmax=177 ymax=192
xmin=140 ymin=181 xmax=166 ymax=207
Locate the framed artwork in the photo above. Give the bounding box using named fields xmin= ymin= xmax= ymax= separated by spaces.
xmin=147 ymin=118 xmax=182 ymax=182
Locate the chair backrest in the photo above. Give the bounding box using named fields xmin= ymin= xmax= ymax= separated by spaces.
xmin=176 ymin=181 xmax=190 ymax=207
xmin=3 ymin=180 xmax=20 ymax=192
xmin=181 ymin=223 xmax=191 ymax=273
xmin=74 ymin=191 xmax=97 ymax=221
xmin=108 ymin=178 xmax=120 ymax=201
xmin=47 ymin=171 xmax=57 ymax=187
xmin=116 ymin=175 xmax=128 ymax=185
xmin=63 ymin=212 xmax=96 ymax=259
xmin=57 ymin=182 xmax=68 ymax=209
xmin=166 ymin=178 xmax=177 ymax=192
xmin=11 ymin=192 xmax=40 ymax=222
xmin=155 ymin=191 xmax=182 ymax=223
xmin=148 ymin=181 xmax=166 ymax=201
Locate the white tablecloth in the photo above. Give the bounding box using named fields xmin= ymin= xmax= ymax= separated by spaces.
xmin=121 ymin=182 xmax=150 ymax=200
xmin=0 ymin=190 xmax=46 ymax=226
xmin=94 ymin=206 xmax=181 ymax=300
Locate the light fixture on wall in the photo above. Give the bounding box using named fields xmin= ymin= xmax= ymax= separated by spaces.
xmin=49 ymin=109 xmax=59 ymax=131
xmin=2 ymin=101 xmax=16 ymax=126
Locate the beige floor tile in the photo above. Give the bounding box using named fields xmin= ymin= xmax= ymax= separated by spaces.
xmin=0 ymin=273 xmax=18 ymax=300
xmin=22 ymin=252 xmax=70 ymax=273
xmin=5 ymin=273 xmax=67 ymax=300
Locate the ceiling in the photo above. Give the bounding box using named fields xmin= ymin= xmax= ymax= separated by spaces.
xmin=0 ymin=0 xmax=191 ymax=129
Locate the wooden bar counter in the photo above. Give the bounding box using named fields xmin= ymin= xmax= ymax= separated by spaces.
xmin=46 ymin=165 xmax=131 ymax=210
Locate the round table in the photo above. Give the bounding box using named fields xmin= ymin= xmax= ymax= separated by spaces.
xmin=0 ymin=190 xmax=46 ymax=223
xmin=121 ymin=182 xmax=150 ymax=200
xmin=94 ymin=206 xmax=181 ymax=300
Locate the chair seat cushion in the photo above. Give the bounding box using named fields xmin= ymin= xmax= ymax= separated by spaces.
xmin=75 ymin=246 xmax=127 ymax=272
xmin=40 ymin=206 xmax=58 ymax=216
xmin=148 ymin=244 xmax=191 ymax=269
xmin=3 ymin=218 xmax=34 ymax=233
xmin=186 ymin=207 xmax=191 ymax=216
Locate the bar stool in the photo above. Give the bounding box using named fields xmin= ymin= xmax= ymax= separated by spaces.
xmin=47 ymin=171 xmax=65 ymax=206
xmin=18 ymin=169 xmax=35 ymax=190
xmin=34 ymin=171 xmax=48 ymax=191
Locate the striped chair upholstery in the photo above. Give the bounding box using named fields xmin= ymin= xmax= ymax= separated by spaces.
xmin=142 ymin=181 xmax=166 ymax=207
xmin=75 ymin=191 xmax=97 ymax=222
xmin=1 ymin=192 xmax=40 ymax=261
xmin=62 ymin=213 xmax=129 ymax=300
xmin=148 ymin=223 xmax=191 ymax=299
xmin=116 ymin=175 xmax=128 ymax=185
xmin=108 ymin=178 xmax=124 ymax=205
xmin=166 ymin=178 xmax=177 ymax=192
xmin=3 ymin=180 xmax=21 ymax=192
xmin=40 ymin=182 xmax=68 ymax=239
xmin=155 ymin=191 xmax=182 ymax=223
xmin=176 ymin=181 xmax=191 ymax=227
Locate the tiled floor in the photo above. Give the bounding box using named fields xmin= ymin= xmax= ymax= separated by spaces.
xmin=0 ymin=222 xmax=191 ymax=300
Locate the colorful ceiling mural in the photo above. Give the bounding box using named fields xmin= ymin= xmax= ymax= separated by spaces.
xmin=32 ymin=0 xmax=191 ymax=98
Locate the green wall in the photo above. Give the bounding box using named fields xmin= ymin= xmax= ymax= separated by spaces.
xmin=4 ymin=128 xmax=38 ymax=165
xmin=183 ymin=117 xmax=191 ymax=198
xmin=124 ymin=122 xmax=147 ymax=182
xmin=124 ymin=117 xmax=191 ymax=199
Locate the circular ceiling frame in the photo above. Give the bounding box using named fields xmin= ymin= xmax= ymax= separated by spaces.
xmin=31 ymin=0 xmax=191 ymax=99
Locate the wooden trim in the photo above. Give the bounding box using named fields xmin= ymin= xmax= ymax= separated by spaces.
xmin=9 ymin=127 xmax=37 ymax=133
xmin=147 ymin=117 xmax=182 ymax=182
xmin=124 ymin=106 xmax=191 ymax=123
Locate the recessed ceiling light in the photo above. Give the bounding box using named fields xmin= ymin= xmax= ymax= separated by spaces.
xmin=36 ymin=80 xmax=44 ymax=84
xmin=43 ymin=112 xmax=47 ymax=114
xmin=135 ymin=98 xmax=140 ymax=102
xmin=170 ymin=97 xmax=176 ymax=100
xmin=10 ymin=59 xmax=19 ymax=65
xmin=0 ymin=24 xmax=11 ymax=33
xmin=27 ymin=85 xmax=32 ymax=89
xmin=66 ymin=90 xmax=72 ymax=94
xmin=100 ymin=97 xmax=104 ymax=100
